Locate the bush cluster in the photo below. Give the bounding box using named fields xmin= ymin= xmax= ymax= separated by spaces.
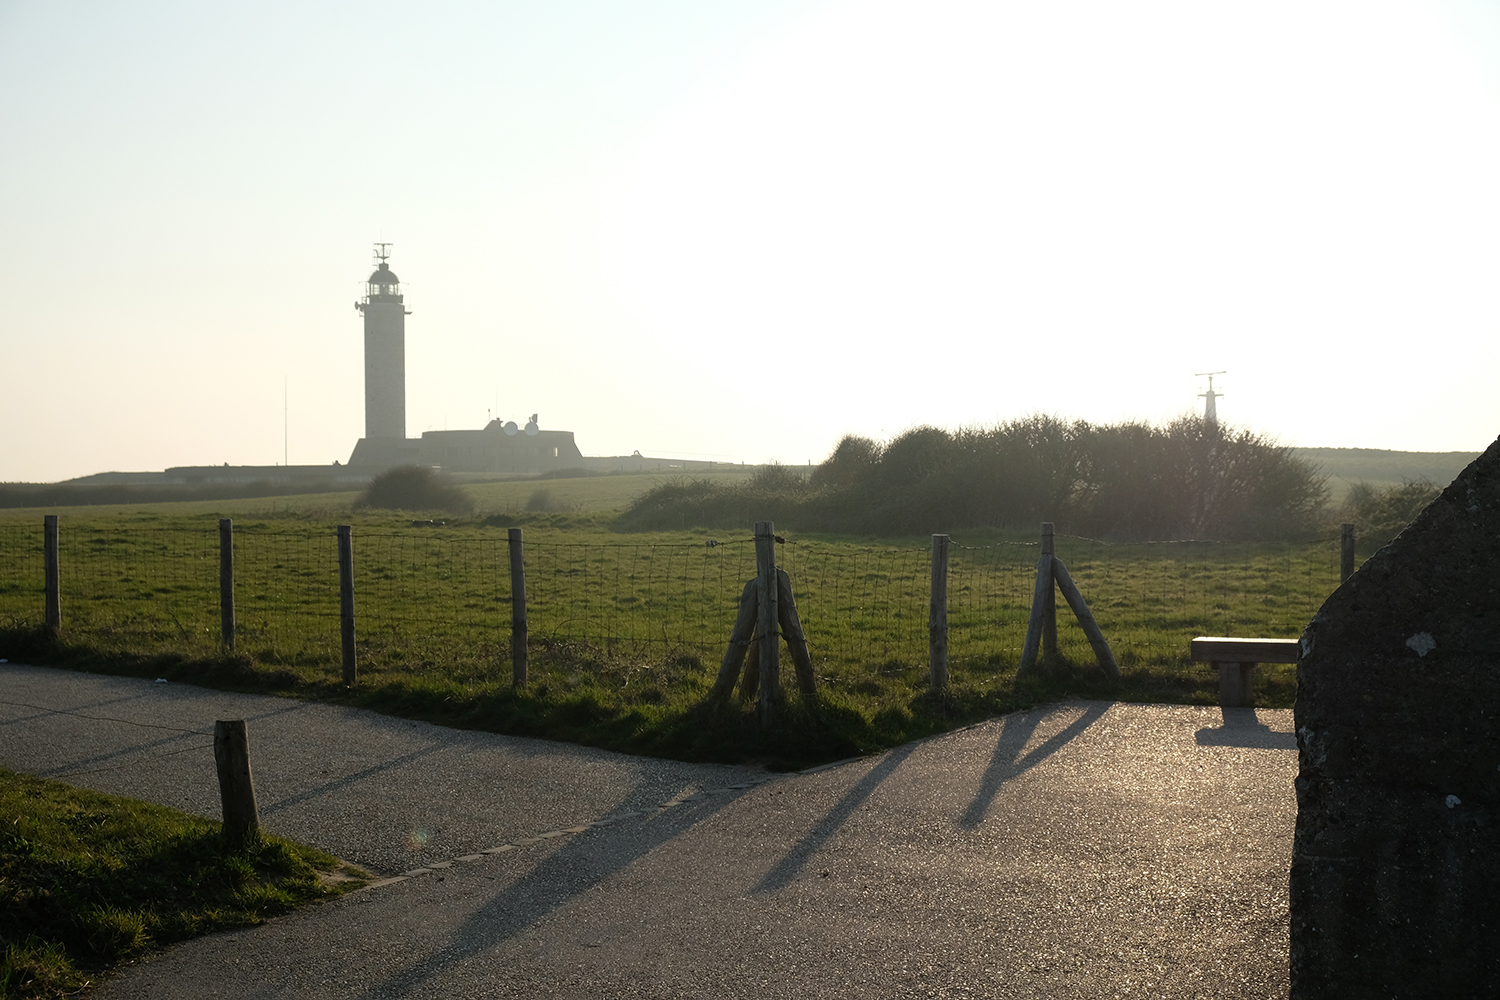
xmin=619 ymin=416 xmax=1328 ymax=540
xmin=1337 ymin=478 xmax=1441 ymax=550
xmin=354 ymin=465 xmax=473 ymax=514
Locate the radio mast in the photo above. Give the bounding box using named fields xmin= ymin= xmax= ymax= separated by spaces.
xmin=1195 ymin=371 xmax=1226 ymax=425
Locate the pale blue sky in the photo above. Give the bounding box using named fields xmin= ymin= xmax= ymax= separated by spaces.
xmin=3 ymin=0 xmax=1498 ymax=481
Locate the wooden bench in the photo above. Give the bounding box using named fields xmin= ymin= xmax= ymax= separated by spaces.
xmin=1190 ymin=636 xmax=1300 ymax=708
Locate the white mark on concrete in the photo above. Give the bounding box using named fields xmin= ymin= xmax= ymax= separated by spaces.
xmin=1446 ymin=795 xmax=1462 ymax=809
xmin=1406 ymin=633 xmax=1437 ymax=657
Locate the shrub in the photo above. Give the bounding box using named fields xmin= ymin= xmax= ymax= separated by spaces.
xmin=1338 ymin=478 xmax=1441 ymax=550
xmin=620 ymin=415 xmax=1327 ymax=541
xmin=526 ymin=487 xmax=579 ymax=513
xmin=354 ymin=466 xmax=473 ymax=514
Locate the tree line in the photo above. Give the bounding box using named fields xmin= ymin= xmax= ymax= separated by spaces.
xmin=620 ymin=415 xmax=1332 ymax=540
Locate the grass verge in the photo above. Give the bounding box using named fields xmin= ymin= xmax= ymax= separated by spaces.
xmin=1 ymin=623 xmax=1293 ymax=772
xmin=0 ymin=767 xmax=366 ymax=1000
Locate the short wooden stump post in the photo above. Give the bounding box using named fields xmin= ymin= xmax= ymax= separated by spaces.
xmin=214 ymin=719 xmax=261 ymax=849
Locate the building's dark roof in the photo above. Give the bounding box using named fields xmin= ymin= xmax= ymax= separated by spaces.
xmin=368 ymin=262 xmax=400 ymax=285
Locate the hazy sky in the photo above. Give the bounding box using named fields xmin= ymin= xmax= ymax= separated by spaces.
xmin=3 ymin=0 xmax=1499 ymax=482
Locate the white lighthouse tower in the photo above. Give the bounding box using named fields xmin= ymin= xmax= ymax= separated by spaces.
xmin=348 ymin=244 xmax=419 ymax=467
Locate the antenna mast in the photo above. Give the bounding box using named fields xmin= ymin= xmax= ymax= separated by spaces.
xmin=1195 ymin=371 xmax=1226 ymax=425
xmin=373 ymin=242 xmax=393 ymax=263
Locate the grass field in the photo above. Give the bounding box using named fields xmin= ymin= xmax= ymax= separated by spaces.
xmin=0 ymin=767 xmax=363 ymax=1000
xmin=1293 ymin=446 xmax=1479 ymax=504
xmin=0 ymin=493 xmax=1348 ymax=767
xmin=0 ymin=471 xmax=756 ymax=522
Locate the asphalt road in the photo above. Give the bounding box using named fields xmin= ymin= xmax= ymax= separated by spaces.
xmin=0 ymin=663 xmax=1297 ymax=998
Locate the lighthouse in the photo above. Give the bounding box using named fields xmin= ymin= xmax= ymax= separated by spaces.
xmin=348 ymin=244 xmax=419 ymax=467
xmin=358 ymin=244 xmax=407 ymax=439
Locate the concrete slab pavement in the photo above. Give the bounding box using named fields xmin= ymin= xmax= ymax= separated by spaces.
xmin=0 ymin=663 xmax=1297 ymax=998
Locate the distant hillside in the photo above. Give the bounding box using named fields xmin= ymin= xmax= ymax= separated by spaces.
xmin=1293 ymin=448 xmax=1481 ymax=503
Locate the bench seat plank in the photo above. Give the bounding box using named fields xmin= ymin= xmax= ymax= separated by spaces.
xmin=1190 ymin=636 xmax=1300 ymax=664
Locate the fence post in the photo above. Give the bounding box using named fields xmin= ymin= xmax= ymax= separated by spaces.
xmin=777 ymin=568 xmax=817 ymax=695
xmin=337 ymin=525 xmax=356 ymax=685
xmin=1340 ymin=523 xmax=1355 ymax=583
xmin=754 ymin=521 xmax=780 ymax=727
xmin=508 ymin=527 xmax=528 ymax=686
xmin=43 ymin=515 xmax=60 ymax=633
xmin=213 ymin=720 xmax=261 ymax=848
xmin=929 ymin=533 xmax=950 ymax=690
xmin=1019 ymin=530 xmax=1055 ymax=677
xmin=219 ymin=518 xmax=235 ymax=650
xmin=1041 ymin=522 xmax=1057 ymax=660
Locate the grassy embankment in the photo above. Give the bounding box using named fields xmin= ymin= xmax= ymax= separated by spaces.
xmin=0 ymin=767 xmax=364 ymax=1000
xmin=0 ymin=471 xmax=1343 ymax=769
xmin=1292 ymin=447 xmax=1479 ymax=505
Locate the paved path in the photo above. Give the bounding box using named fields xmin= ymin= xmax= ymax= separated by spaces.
xmin=0 ymin=663 xmax=1298 ymax=998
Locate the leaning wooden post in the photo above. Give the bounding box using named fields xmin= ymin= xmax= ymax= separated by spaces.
xmin=337 ymin=525 xmax=356 ymax=686
xmin=1340 ymin=523 xmax=1355 ymax=583
xmin=929 ymin=533 xmax=950 ymax=690
xmin=1040 ymin=522 xmax=1057 ymax=660
xmin=218 ymin=518 xmax=235 ymax=650
xmin=754 ymin=521 xmax=781 ymax=726
xmin=508 ymin=527 xmax=528 ymax=686
xmin=214 ymin=720 xmax=261 ymax=848
xmin=776 ymin=568 xmax=817 ymax=695
xmin=43 ymin=515 xmax=60 ymax=634
xmin=1051 ymin=558 xmax=1120 ymax=679
xmin=704 ymin=578 xmax=758 ymax=707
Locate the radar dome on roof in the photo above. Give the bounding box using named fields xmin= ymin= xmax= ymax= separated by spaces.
xmin=368 ymin=262 xmax=400 ymax=284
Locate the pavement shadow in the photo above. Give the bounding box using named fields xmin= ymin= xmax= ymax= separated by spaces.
xmin=344 ymin=780 xmax=741 ymax=1000
xmin=1195 ymin=707 xmax=1297 ymax=749
xmin=0 ymin=692 xmax=148 ymax=729
xmin=38 ymin=732 xmax=212 ymax=780
xmin=260 ymin=743 xmax=445 ymax=818
xmin=959 ymin=701 xmax=1110 ymax=829
xmin=754 ymin=742 xmax=920 ymax=894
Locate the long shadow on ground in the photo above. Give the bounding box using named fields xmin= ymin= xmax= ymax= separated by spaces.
xmin=959 ymin=701 xmax=1110 ymax=828
xmin=345 ymin=780 xmax=742 ymax=1000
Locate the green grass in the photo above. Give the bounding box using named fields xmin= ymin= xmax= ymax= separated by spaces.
xmin=0 ymin=504 xmax=1329 ymax=768
xmin=1293 ymin=447 xmax=1478 ymax=504
xmin=0 ymin=767 xmax=365 ymax=1000
xmin=0 ymin=471 xmax=754 ymax=522
xmin=461 ymin=470 xmax=755 ymax=514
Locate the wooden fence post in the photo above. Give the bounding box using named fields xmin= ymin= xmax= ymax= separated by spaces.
xmin=705 ymin=578 xmax=758 ymax=706
xmin=1041 ymin=522 xmax=1057 ymax=660
xmin=43 ymin=515 xmax=60 ymax=634
xmin=776 ymin=568 xmax=817 ymax=695
xmin=1019 ymin=529 xmax=1055 ymax=677
xmin=754 ymin=521 xmax=780 ymax=727
xmin=1340 ymin=523 xmax=1355 ymax=583
xmin=509 ymin=527 xmax=528 ymax=686
xmin=213 ymin=720 xmax=261 ymax=848
xmin=219 ymin=518 xmax=235 ymax=650
xmin=1051 ymin=558 xmax=1120 ymax=678
xmin=929 ymin=533 xmax=950 ymax=690
xmin=337 ymin=525 xmax=356 ymax=685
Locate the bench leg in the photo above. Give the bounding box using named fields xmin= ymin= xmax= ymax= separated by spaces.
xmin=1215 ymin=661 xmax=1256 ymax=708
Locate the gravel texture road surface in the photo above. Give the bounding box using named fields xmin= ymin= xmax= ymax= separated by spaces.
xmin=0 ymin=663 xmax=1297 ymax=998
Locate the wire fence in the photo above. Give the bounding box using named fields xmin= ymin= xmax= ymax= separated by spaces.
xmin=0 ymin=520 xmax=1344 ymax=680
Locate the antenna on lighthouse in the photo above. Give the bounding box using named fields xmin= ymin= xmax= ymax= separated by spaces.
xmin=1195 ymin=371 xmax=1226 ymax=425
xmin=373 ymin=242 xmax=393 ymax=263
